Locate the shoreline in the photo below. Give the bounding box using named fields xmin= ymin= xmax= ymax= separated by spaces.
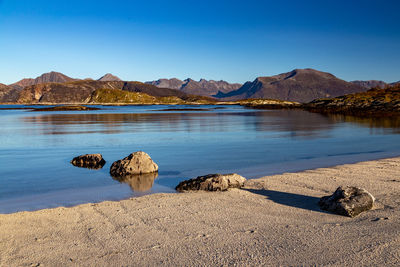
xmin=1 ymin=151 xmax=399 ymax=215
xmin=1 ymin=157 xmax=399 ymax=266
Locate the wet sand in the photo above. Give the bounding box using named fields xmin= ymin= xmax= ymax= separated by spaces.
xmin=1 ymin=157 xmax=399 ymax=266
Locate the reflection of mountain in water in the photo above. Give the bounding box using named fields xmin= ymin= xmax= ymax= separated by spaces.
xmin=250 ymin=110 xmax=335 ymax=138
xmin=111 ymin=172 xmax=158 ymax=192
xmin=327 ymin=114 xmax=400 ymax=134
xmin=20 ymin=109 xmax=400 ymax=138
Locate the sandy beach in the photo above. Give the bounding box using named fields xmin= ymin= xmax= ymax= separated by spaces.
xmin=1 ymin=157 xmax=400 ymax=266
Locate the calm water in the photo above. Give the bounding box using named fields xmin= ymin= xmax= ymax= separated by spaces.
xmin=1 ymin=105 xmax=400 ymax=213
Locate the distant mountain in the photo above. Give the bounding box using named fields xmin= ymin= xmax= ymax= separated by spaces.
xmin=216 ymin=69 xmax=366 ymax=103
xmin=391 ymin=81 xmax=400 ymax=86
xmin=146 ymin=78 xmax=184 ymax=90
xmin=15 ymin=80 xmax=212 ymax=104
xmin=351 ymin=80 xmax=387 ymax=89
xmin=9 ymin=71 xmax=78 ymax=90
xmin=146 ymin=78 xmax=242 ymax=97
xmin=98 ymin=73 xmax=122 ymax=82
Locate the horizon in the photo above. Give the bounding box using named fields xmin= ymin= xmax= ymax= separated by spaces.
xmin=1 ymin=0 xmax=400 ymax=84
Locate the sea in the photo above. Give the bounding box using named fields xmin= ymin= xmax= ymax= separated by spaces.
xmin=1 ymin=104 xmax=400 ymax=213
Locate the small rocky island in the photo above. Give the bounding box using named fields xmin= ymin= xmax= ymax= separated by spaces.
xmin=31 ymin=105 xmax=100 ymax=112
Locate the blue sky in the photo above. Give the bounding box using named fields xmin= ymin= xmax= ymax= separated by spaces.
xmin=0 ymin=0 xmax=399 ymax=84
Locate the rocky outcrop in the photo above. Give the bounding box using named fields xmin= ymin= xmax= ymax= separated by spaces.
xmin=305 ymin=84 xmax=400 ymax=116
xmin=71 ymin=154 xmax=106 ymax=169
xmin=240 ymin=99 xmax=301 ymax=109
xmin=112 ymin=172 xmax=158 ymax=192
xmin=319 ymin=186 xmax=375 ymax=217
xmin=110 ymin=152 xmax=158 ymax=177
xmin=176 ymin=173 xmax=246 ymax=192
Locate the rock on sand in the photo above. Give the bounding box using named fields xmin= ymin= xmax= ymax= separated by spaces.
xmin=319 ymin=186 xmax=375 ymax=217
xmin=176 ymin=173 xmax=246 ymax=192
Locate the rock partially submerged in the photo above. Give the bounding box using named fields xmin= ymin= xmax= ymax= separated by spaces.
xmin=319 ymin=186 xmax=375 ymax=217
xmin=110 ymin=151 xmax=158 ymax=177
xmin=111 ymin=172 xmax=158 ymax=192
xmin=176 ymin=173 xmax=246 ymax=192
xmin=71 ymin=154 xmax=106 ymax=169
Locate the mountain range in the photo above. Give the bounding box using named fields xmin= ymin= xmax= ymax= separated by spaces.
xmin=146 ymin=78 xmax=242 ymax=97
xmin=14 ymin=79 xmax=209 ymax=104
xmin=1 ymin=69 xmax=398 ymax=104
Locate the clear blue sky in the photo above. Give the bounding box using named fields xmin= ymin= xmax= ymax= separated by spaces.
xmin=0 ymin=0 xmax=399 ymax=84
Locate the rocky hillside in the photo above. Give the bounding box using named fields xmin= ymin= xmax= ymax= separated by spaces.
xmin=146 ymin=78 xmax=241 ymax=97
xmin=0 ymin=83 xmax=20 ymax=102
xmin=98 ymin=73 xmax=122 ymax=82
xmin=14 ymin=80 xmax=214 ymax=104
xmin=216 ymin=69 xmax=366 ymax=103
xmin=90 ymin=89 xmax=186 ymax=104
xmin=9 ymin=71 xmax=78 ymax=90
xmin=306 ymin=84 xmax=400 ymax=116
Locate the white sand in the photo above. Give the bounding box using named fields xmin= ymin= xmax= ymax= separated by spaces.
xmin=1 ymin=157 xmax=400 ymax=266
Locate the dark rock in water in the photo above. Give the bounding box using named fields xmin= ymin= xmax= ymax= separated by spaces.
xmin=110 ymin=151 xmax=158 ymax=177
xmin=31 ymin=105 xmax=100 ymax=112
xmin=71 ymin=154 xmax=106 ymax=169
xmin=176 ymin=173 xmax=246 ymax=192
xmin=319 ymin=186 xmax=375 ymax=217
xmin=111 ymin=172 xmax=158 ymax=192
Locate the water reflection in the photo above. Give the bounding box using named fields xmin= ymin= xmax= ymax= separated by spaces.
xmin=250 ymin=110 xmax=335 ymax=138
xmin=20 ymin=110 xmax=339 ymax=138
xmin=2 ymin=106 xmax=400 ymax=213
xmin=111 ymin=172 xmax=158 ymax=192
xmin=327 ymin=114 xmax=400 ymax=134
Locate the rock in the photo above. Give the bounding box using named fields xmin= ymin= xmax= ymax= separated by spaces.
xmin=71 ymin=154 xmax=106 ymax=169
xmin=110 ymin=151 xmax=158 ymax=177
xmin=111 ymin=172 xmax=158 ymax=192
xmin=318 ymin=186 xmax=375 ymax=217
xmin=176 ymin=173 xmax=246 ymax=192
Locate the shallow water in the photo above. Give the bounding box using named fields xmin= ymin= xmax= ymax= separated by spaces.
xmin=1 ymin=105 xmax=400 ymax=213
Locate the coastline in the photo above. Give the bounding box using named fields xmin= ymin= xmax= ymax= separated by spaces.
xmin=1 ymin=157 xmax=399 ymax=266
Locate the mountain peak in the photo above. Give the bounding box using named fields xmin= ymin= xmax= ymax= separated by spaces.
xmin=98 ymin=73 xmax=122 ymax=82
xmin=9 ymin=71 xmax=77 ymax=90
xmin=217 ymin=68 xmax=365 ymax=103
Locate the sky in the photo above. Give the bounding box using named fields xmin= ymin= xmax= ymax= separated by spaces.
xmin=0 ymin=0 xmax=399 ymax=84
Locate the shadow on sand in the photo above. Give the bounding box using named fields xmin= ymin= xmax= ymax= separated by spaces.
xmin=242 ymin=188 xmax=328 ymax=214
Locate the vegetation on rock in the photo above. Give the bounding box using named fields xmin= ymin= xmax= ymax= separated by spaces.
xmin=305 ymin=84 xmax=400 ymax=116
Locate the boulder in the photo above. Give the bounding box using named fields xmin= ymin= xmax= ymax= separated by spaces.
xmin=71 ymin=154 xmax=105 ymax=169
xmin=112 ymin=172 xmax=158 ymax=192
xmin=110 ymin=151 xmax=158 ymax=177
xmin=319 ymin=186 xmax=375 ymax=217
xmin=176 ymin=173 xmax=246 ymax=192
